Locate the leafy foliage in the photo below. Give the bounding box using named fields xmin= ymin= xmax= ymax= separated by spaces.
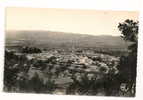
xmin=21 ymin=46 xmax=42 ymax=54
xmin=117 ymin=19 xmax=138 ymax=96
xmin=118 ymin=19 xmax=138 ymax=42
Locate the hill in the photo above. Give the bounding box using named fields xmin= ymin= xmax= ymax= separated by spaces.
xmin=6 ymin=30 xmax=128 ymax=50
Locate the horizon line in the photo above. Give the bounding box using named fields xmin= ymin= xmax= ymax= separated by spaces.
xmin=5 ymin=29 xmax=121 ymax=36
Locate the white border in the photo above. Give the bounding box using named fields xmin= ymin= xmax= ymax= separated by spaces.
xmin=0 ymin=0 xmax=140 ymax=11
xmin=0 ymin=0 xmax=142 ymax=100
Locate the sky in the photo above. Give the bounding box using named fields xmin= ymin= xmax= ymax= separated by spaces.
xmin=6 ymin=7 xmax=139 ymax=36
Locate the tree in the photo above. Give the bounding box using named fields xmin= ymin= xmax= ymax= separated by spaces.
xmin=118 ymin=19 xmax=138 ymax=53
xmin=118 ymin=19 xmax=138 ymax=42
xmin=21 ymin=46 xmax=42 ymax=54
xmin=117 ymin=19 xmax=138 ymax=96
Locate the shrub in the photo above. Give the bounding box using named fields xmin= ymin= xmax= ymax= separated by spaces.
xmin=21 ymin=46 xmax=42 ymax=54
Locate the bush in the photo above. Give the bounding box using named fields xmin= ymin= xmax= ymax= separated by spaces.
xmin=21 ymin=46 xmax=42 ymax=54
xmin=16 ymin=72 xmax=57 ymax=93
xmin=66 ymin=73 xmax=99 ymax=95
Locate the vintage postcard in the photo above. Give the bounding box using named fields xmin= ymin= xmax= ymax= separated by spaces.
xmin=4 ymin=7 xmax=139 ymax=97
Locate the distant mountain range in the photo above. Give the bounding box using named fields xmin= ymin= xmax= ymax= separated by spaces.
xmin=6 ymin=30 xmax=129 ymax=50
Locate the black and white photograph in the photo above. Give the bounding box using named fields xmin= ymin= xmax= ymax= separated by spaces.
xmin=4 ymin=7 xmax=139 ymax=97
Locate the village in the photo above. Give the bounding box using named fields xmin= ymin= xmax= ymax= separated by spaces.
xmin=4 ymin=47 xmax=122 ymax=95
